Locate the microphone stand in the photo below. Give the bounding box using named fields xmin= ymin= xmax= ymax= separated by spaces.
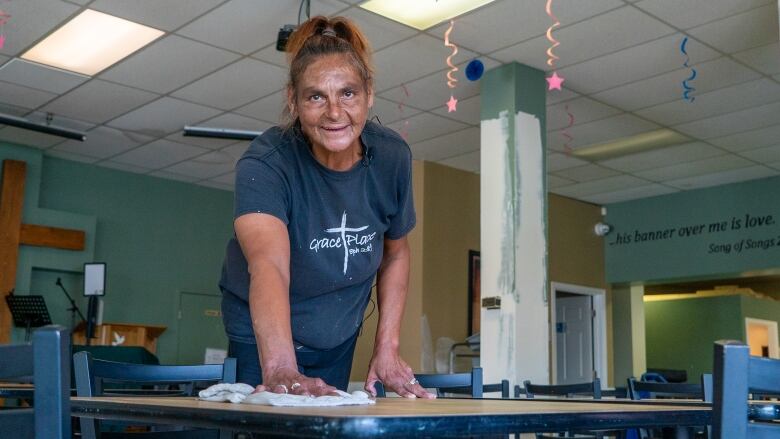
xmin=55 ymin=278 xmax=86 ymax=341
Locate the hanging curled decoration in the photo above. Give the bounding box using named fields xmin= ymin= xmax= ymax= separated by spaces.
xmin=562 ymin=104 xmax=574 ymax=155
xmin=444 ymin=20 xmax=459 ymax=89
xmin=0 ymin=9 xmax=10 ymax=50
xmin=545 ymin=0 xmax=560 ymax=69
xmin=680 ymin=37 xmax=697 ymax=103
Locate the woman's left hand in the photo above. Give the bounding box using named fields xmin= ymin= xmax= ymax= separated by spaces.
xmin=364 ymin=348 xmax=436 ymax=399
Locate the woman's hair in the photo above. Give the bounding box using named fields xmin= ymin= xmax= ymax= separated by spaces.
xmin=282 ymin=16 xmax=374 ymax=128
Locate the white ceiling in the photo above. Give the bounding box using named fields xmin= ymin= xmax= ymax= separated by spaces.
xmin=1 ymin=0 xmax=779 ymax=204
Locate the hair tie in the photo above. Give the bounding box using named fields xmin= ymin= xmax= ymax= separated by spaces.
xmin=321 ymin=28 xmax=337 ymax=37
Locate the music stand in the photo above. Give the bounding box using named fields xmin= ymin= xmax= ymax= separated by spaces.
xmin=5 ymin=295 xmax=52 ymax=341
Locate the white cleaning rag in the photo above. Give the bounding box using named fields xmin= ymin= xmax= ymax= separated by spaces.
xmin=198 ymin=383 xmax=375 ymax=407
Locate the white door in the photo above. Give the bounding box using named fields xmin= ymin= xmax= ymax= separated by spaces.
xmin=556 ymin=294 xmax=594 ymax=384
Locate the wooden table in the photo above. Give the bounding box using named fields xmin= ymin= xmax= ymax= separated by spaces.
xmin=71 ymin=396 xmax=711 ymax=438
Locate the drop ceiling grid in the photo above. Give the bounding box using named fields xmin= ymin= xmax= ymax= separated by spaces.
xmin=0 ymin=0 xmax=777 ymax=198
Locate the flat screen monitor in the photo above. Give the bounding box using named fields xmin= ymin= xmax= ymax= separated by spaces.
xmin=84 ymin=262 xmax=106 ymax=296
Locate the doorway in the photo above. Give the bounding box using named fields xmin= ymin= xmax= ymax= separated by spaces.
xmin=550 ymin=282 xmax=608 ymax=385
xmin=745 ymin=317 xmax=779 ymax=359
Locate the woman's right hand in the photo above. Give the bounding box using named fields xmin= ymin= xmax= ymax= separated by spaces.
xmin=255 ymin=365 xmax=338 ymax=397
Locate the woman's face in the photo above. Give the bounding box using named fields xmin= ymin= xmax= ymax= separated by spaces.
xmin=290 ymin=54 xmax=373 ymax=160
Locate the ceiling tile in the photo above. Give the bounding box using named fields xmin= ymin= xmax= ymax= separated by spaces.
xmin=99 ymin=161 xmax=153 ymax=174
xmin=633 ymin=0 xmax=773 ymax=29
xmin=427 ymin=0 xmax=623 ymax=55
xmin=674 ymin=101 xmax=780 ymax=139
xmin=210 ymin=171 xmax=236 ymax=185
xmin=547 ymin=174 xmax=576 ymax=189
xmin=547 ymin=152 xmax=588 ymax=172
xmin=250 ymin=44 xmax=287 ymax=68
xmin=431 ymin=95 xmax=480 ymax=125
xmin=90 ymin=0 xmax=225 ymax=31
xmin=688 ymin=3 xmax=779 ymax=54
xmin=53 ymin=126 xmax=153 ymax=159
xmin=409 ymin=127 xmax=478 ymax=161
xmin=0 ymin=59 xmax=88 ymax=94
xmin=665 ymin=165 xmax=778 ymax=190
xmin=635 ymin=154 xmax=752 ymax=181
xmin=369 ymin=96 xmax=422 ymax=126
xmin=553 ymin=164 xmax=622 ymax=182
xmin=734 ymin=42 xmax=780 ymax=75
xmin=100 ymin=35 xmax=241 ymax=94
xmin=710 ymin=124 xmax=780 ymax=152
xmin=344 ymin=7 xmax=418 ymax=50
xmin=591 ymin=57 xmax=761 ymax=111
xmin=437 ymin=150 xmax=480 ymax=174
xmin=0 ymin=0 xmax=79 ymax=57
xmin=167 ymin=113 xmax=270 ymax=149
xmin=0 ymin=127 xmax=66 ymax=149
xmin=148 ymin=170 xmax=200 ymax=183
xmin=0 ymin=80 xmax=57 ymax=109
xmin=579 ymin=183 xmax=678 ymax=205
xmin=161 ymin=153 xmax=237 ymax=179
xmin=177 ymin=0 xmax=347 ymax=54
xmin=45 ymin=149 xmax=99 ymax=164
xmin=172 ymin=59 xmax=286 ymax=110
xmin=235 ymin=91 xmax=287 ymax=125
xmin=491 ymin=6 xmax=674 ymax=69
xmin=546 ymin=97 xmax=621 ymax=131
xmin=386 ymin=112 xmax=468 ymax=144
xmin=373 ymin=34 xmax=476 ymax=92
xmin=738 ymin=143 xmax=780 ymax=163
xmin=636 ymin=78 xmax=780 ymax=125
xmin=556 ymin=33 xmax=719 ymax=94
xmin=546 ymin=88 xmax=580 ymax=105
xmin=379 ymin=58 xmax=499 ymax=113
xmin=552 ymin=174 xmax=649 ymax=197
xmin=599 ymin=141 xmax=724 ymax=172
xmin=197 ymin=180 xmax=233 ymax=191
xmin=548 ymin=114 xmax=659 ymax=152
xmin=112 ymin=139 xmax=209 ymax=169
xmin=42 ymin=79 xmax=159 ymax=124
xmin=107 ymin=97 xmax=221 ymax=136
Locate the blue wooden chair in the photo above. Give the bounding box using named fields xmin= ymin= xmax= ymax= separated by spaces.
xmin=374 ymin=367 xmax=488 ymax=397
xmin=0 ymin=325 xmax=70 ymax=439
xmin=73 ymin=351 xmax=236 ymax=439
xmin=713 ymin=340 xmax=780 ymax=439
xmin=628 ymin=376 xmax=710 ymax=439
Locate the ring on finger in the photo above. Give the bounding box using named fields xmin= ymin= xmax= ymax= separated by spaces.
xmin=291 ymin=382 xmax=302 ymax=391
xmin=409 ymin=378 xmax=418 ymax=386
xmin=276 ymin=384 xmax=289 ymax=394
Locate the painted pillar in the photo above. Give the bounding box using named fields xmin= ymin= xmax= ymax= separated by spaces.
xmin=612 ymin=284 xmax=646 ymax=385
xmin=480 ymin=63 xmax=548 ymax=386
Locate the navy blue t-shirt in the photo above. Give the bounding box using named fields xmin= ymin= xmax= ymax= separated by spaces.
xmin=219 ymin=121 xmax=415 ymax=350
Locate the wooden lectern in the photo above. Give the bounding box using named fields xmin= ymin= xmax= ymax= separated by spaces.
xmin=74 ymin=322 xmax=166 ymax=354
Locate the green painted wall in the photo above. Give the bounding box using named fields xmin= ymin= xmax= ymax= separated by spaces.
xmin=2 ymin=142 xmax=234 ymax=364
xmin=740 ymin=295 xmax=780 ymax=339
xmin=605 ymin=176 xmax=780 ymax=284
xmin=645 ymin=295 xmax=743 ymax=382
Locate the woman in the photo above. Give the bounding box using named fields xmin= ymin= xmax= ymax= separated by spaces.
xmin=219 ymin=15 xmax=433 ymax=399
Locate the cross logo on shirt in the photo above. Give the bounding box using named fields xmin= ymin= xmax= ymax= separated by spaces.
xmin=325 ymin=211 xmax=368 ymax=274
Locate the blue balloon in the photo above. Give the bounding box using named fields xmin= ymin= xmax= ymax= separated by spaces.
xmin=465 ymin=59 xmax=484 ymax=81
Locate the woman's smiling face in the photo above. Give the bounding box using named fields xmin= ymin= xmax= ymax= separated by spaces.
xmin=290 ymin=54 xmax=373 ymax=165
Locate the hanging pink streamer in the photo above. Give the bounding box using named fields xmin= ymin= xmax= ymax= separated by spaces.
xmin=0 ymin=9 xmax=10 ymax=50
xmin=545 ymin=0 xmax=560 ymax=69
xmin=444 ymin=20 xmax=459 ymax=89
xmin=397 ymin=83 xmax=410 ymax=141
xmin=562 ymin=104 xmax=574 ymax=155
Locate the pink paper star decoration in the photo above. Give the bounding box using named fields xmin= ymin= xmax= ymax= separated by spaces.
xmin=446 ymin=95 xmax=458 ymax=112
xmin=546 ymin=72 xmax=564 ymax=91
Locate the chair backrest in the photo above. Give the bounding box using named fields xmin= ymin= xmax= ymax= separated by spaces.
xmin=0 ymin=325 xmax=70 ymax=439
xmin=73 ymin=351 xmax=236 ymax=439
xmin=523 ymin=378 xmax=602 ymax=399
xmin=713 ymin=340 xmax=780 ymax=439
xmin=374 ymin=368 xmax=485 ymax=398
xmin=627 ymin=377 xmax=704 ymax=400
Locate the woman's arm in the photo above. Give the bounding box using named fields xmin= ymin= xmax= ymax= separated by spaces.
xmin=364 ymin=236 xmax=435 ymax=398
xmin=235 ymin=213 xmax=336 ymax=396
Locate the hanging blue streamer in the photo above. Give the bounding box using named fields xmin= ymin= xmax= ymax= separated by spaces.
xmin=680 ymin=37 xmax=697 ymax=103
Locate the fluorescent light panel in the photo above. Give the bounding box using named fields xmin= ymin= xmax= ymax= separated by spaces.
xmin=359 ymin=0 xmax=496 ymax=30
xmin=572 ymin=129 xmax=691 ymax=161
xmin=21 ymin=9 xmax=163 ymax=76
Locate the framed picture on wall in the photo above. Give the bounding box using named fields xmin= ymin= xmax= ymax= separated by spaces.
xmin=468 ymin=250 xmax=480 ymax=335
